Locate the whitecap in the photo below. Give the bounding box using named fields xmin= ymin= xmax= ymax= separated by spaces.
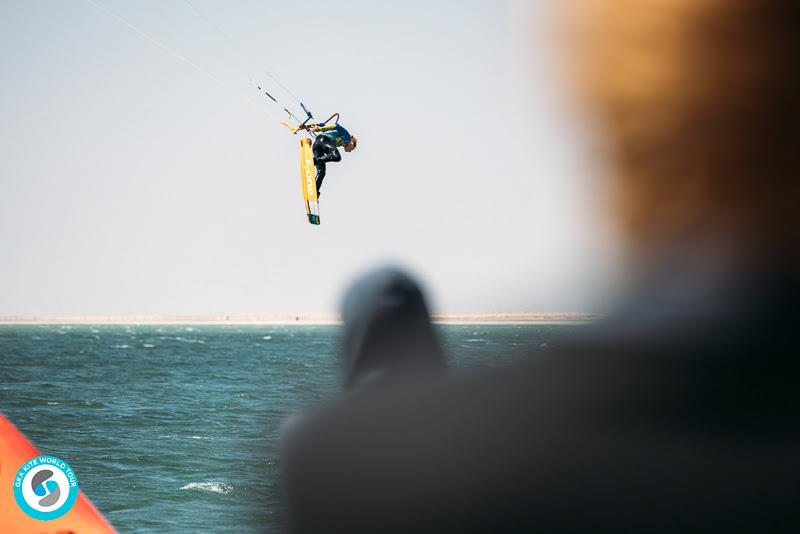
xmin=176 ymin=338 xmax=205 ymax=344
xmin=179 ymin=482 xmax=232 ymax=494
xmin=143 ymin=344 xmax=156 ymax=348
xmin=262 ymin=336 xmax=272 ymax=340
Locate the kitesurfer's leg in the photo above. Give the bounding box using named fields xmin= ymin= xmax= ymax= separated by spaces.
xmin=312 ymin=136 xmax=326 ymax=195
xmin=322 ymin=144 xmax=341 ymax=164
xmin=312 ymin=136 xmax=340 ymax=196
xmin=315 ymin=162 xmax=326 ymax=196
xmin=312 ymin=135 xmax=326 ymax=161
xmin=313 ymin=136 xmax=341 ymax=164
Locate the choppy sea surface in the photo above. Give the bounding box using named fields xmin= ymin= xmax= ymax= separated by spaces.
xmin=0 ymin=324 xmax=578 ymax=532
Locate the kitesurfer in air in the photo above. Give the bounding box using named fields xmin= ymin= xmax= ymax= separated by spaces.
xmin=307 ymin=119 xmax=357 ymax=198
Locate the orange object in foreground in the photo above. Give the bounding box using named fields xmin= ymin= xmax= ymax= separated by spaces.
xmin=0 ymin=412 xmax=116 ymax=533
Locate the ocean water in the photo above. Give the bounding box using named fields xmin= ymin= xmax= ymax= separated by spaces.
xmin=0 ymin=324 xmax=578 ymax=532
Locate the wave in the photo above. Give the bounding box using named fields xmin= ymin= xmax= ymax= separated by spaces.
xmin=179 ymin=482 xmax=232 ymax=494
xmin=175 ymin=337 xmax=206 ymax=344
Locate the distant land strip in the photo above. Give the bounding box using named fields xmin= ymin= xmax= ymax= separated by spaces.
xmin=0 ymin=313 xmax=601 ymax=326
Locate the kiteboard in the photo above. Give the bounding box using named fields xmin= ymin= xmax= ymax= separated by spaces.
xmin=0 ymin=411 xmax=116 ymax=533
xmin=299 ymin=137 xmax=320 ymax=225
xmin=282 ymin=103 xmax=322 ymax=226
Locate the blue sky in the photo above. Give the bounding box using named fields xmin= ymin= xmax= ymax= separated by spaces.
xmin=0 ymin=0 xmax=615 ymax=315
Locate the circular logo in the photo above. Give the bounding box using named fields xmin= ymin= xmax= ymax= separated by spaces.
xmin=13 ymin=455 xmax=79 ymax=521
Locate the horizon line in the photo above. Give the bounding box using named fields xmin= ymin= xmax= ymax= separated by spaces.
xmin=0 ymin=312 xmax=601 ymax=326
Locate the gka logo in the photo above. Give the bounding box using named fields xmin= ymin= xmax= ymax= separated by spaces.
xmin=13 ymin=455 xmax=79 ymax=521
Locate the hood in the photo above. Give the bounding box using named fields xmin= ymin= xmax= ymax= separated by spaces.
xmin=340 ymin=266 xmax=445 ymax=390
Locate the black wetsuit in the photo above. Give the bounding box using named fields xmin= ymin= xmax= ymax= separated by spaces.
xmin=312 ymin=135 xmax=341 ymax=196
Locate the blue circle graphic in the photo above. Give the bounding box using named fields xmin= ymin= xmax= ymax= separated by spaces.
xmin=13 ymin=455 xmax=79 ymax=521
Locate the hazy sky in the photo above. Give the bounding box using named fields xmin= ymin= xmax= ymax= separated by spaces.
xmin=0 ymin=0 xmax=614 ymax=315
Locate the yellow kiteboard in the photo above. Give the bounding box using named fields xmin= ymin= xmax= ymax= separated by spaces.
xmin=299 ymin=137 xmax=320 ymax=225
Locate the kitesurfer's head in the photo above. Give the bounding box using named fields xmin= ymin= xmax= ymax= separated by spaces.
xmin=344 ymin=136 xmax=357 ymax=152
xmin=567 ymin=0 xmax=799 ymax=264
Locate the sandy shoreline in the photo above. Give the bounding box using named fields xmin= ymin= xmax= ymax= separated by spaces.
xmin=0 ymin=313 xmax=600 ymax=326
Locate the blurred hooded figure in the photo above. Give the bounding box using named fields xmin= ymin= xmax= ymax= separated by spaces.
xmin=339 ymin=267 xmax=445 ymax=391
xmin=281 ymin=0 xmax=800 ymax=531
xmin=281 ymin=267 xmax=446 ymax=529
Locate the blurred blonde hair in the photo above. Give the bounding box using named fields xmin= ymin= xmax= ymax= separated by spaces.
xmin=568 ymin=0 xmax=799 ymax=256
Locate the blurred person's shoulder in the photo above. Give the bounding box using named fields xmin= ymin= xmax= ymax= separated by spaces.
xmin=281 ymin=265 xmax=800 ymax=531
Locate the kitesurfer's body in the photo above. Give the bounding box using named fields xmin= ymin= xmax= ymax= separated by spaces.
xmin=308 ymin=120 xmax=357 ymax=197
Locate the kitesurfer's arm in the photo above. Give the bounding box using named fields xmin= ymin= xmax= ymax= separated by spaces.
xmin=308 ymin=123 xmax=336 ymax=133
